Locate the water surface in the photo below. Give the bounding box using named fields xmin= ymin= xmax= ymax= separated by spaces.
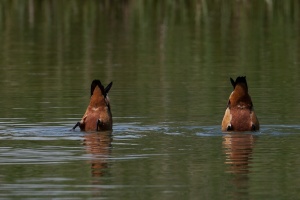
xmin=0 ymin=1 xmax=300 ymax=199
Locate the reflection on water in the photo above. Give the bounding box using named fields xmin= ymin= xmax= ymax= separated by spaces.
xmin=223 ymin=133 xmax=256 ymax=199
xmin=0 ymin=124 xmax=300 ymax=199
xmin=223 ymin=133 xmax=255 ymax=174
xmin=83 ymin=131 xmax=112 ymax=178
xmin=1 ymin=0 xmax=300 ymax=126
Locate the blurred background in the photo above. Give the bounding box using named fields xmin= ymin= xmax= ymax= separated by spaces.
xmin=0 ymin=0 xmax=299 ymax=126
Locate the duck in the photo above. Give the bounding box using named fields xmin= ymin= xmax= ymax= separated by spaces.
xmin=221 ymin=76 xmax=259 ymax=132
xmin=73 ymin=80 xmax=113 ymax=131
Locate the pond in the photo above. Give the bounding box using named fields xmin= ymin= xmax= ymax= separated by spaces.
xmin=0 ymin=1 xmax=300 ymax=199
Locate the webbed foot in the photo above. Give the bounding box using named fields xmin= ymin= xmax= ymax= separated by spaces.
xmin=72 ymin=122 xmax=81 ymax=130
xmin=96 ymin=119 xmax=102 ymax=131
xmin=251 ymin=124 xmax=256 ymax=131
xmin=227 ymin=124 xmax=233 ymax=131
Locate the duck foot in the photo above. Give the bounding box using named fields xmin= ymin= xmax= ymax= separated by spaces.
xmin=251 ymin=124 xmax=256 ymax=131
xmin=227 ymin=124 xmax=233 ymax=131
xmin=72 ymin=122 xmax=81 ymax=130
xmin=96 ymin=119 xmax=102 ymax=131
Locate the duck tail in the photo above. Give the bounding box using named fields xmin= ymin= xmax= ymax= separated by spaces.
xmin=91 ymin=79 xmax=105 ymax=96
xmin=230 ymin=76 xmax=247 ymax=89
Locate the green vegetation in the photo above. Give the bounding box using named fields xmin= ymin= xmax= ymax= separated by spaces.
xmin=0 ymin=0 xmax=299 ymax=124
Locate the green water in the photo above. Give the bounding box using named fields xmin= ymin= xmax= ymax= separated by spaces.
xmin=0 ymin=1 xmax=300 ymax=199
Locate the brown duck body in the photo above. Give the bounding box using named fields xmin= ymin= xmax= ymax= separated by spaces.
xmin=221 ymin=77 xmax=259 ymax=132
xmin=73 ymin=80 xmax=113 ymax=132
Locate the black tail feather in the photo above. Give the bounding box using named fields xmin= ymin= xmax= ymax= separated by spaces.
xmin=104 ymin=82 xmax=113 ymax=97
xmin=230 ymin=76 xmax=247 ymax=89
xmin=91 ymin=79 xmax=105 ymax=96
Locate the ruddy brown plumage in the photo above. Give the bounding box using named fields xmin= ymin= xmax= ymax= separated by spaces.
xmin=221 ymin=76 xmax=259 ymax=132
xmin=73 ymin=80 xmax=113 ymax=131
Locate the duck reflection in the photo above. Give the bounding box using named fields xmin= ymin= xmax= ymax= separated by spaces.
xmin=223 ymin=133 xmax=255 ymax=174
xmin=223 ymin=133 xmax=256 ymax=198
xmin=83 ymin=131 xmax=112 ymax=177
